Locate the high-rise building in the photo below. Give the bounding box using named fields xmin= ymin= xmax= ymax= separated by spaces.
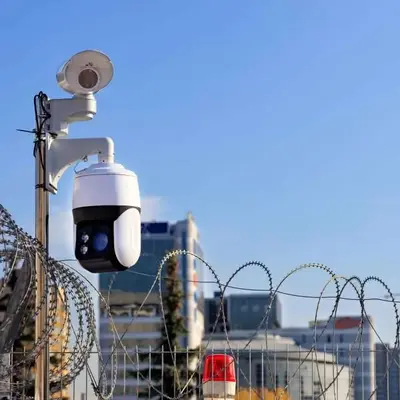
xmin=98 ymin=213 xmax=205 ymax=399
xmin=375 ymin=343 xmax=400 ymax=400
xmin=204 ymin=292 xmax=282 ymax=334
xmin=273 ymin=316 xmax=376 ymax=400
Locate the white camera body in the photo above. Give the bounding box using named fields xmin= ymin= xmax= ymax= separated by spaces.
xmin=72 ymin=162 xmax=141 ymax=273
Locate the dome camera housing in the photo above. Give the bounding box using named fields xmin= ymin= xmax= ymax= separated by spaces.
xmin=72 ymin=162 xmax=141 ymax=273
xmin=56 ymin=50 xmax=114 ymax=96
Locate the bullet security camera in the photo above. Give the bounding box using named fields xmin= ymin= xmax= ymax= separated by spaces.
xmin=56 ymin=50 xmax=114 ymax=96
xmin=72 ymin=162 xmax=141 ymax=273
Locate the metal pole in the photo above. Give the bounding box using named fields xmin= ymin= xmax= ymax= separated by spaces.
xmin=34 ymin=123 xmax=49 ymax=399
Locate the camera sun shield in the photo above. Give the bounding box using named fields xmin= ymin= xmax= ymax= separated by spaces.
xmin=56 ymin=50 xmax=114 ymax=95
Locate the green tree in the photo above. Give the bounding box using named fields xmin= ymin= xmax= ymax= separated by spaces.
xmin=130 ymin=254 xmax=201 ymax=400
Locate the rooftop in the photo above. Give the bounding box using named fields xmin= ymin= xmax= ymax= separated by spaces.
xmin=203 ymin=332 xmax=338 ymax=363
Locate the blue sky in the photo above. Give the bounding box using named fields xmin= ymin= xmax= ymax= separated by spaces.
xmin=1 ymin=0 xmax=400 ymax=381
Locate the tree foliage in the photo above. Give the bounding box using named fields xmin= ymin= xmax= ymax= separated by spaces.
xmin=129 ymin=254 xmax=201 ymax=400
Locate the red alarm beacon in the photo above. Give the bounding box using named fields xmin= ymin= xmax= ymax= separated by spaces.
xmin=202 ymin=354 xmax=236 ymax=400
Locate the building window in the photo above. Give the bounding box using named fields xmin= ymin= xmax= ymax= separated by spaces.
xmin=255 ymin=364 xmax=263 ymax=387
xmin=327 ymin=335 xmax=331 ymax=343
xmin=302 ymin=334 xmax=307 ymax=343
xmin=252 ymin=305 xmax=260 ymax=312
xmin=240 ymin=304 xmax=248 ymax=312
xmin=339 ymin=334 xmax=344 ymax=343
xmin=275 ymin=374 xmax=279 ymax=387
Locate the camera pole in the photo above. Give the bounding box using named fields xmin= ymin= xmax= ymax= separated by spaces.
xmin=30 ymin=50 xmax=115 ymax=400
xmin=33 ymin=118 xmax=115 ymax=400
xmin=34 ymin=104 xmax=50 ymax=400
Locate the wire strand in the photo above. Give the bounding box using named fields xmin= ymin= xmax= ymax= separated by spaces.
xmin=59 ymin=258 xmax=400 ymax=303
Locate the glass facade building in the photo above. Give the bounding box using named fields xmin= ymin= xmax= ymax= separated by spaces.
xmin=99 ymin=216 xmax=205 ymax=336
xmin=99 ymin=235 xmax=175 ymax=294
xmin=98 ymin=215 xmax=205 ymax=399
xmin=204 ymin=292 xmax=282 ymax=334
xmin=375 ymin=343 xmax=400 ymax=400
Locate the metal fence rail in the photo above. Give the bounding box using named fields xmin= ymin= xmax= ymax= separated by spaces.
xmin=0 ymin=346 xmax=398 ymax=400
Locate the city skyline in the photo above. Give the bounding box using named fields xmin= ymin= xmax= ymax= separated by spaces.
xmin=2 ymin=0 xmax=400 ymax=397
xmin=4 ymin=0 xmax=400 ymax=346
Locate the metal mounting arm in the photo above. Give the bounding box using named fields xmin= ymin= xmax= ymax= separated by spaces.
xmin=48 ymin=95 xmax=97 ymax=136
xmin=45 ymin=135 xmax=115 ymax=194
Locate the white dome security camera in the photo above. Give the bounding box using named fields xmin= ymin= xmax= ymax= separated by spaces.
xmin=56 ymin=50 xmax=114 ymax=96
xmin=72 ymin=162 xmax=141 ymax=273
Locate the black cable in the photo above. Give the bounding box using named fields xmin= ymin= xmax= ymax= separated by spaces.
xmin=58 ymin=258 xmax=400 ymax=303
xmin=33 ymin=92 xmax=51 ymax=170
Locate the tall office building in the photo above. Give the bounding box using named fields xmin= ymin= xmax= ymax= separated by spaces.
xmin=274 ymin=316 xmax=376 ymax=400
xmin=375 ymin=343 xmax=400 ymax=400
xmin=98 ymin=213 xmax=205 ymax=399
xmin=204 ymin=292 xmax=282 ymax=334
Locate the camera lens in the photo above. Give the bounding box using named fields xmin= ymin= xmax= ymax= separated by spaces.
xmin=93 ymin=232 xmax=108 ymax=252
xmin=81 ymin=233 xmax=89 ymax=243
xmin=78 ymin=68 xmax=99 ymax=90
xmin=80 ymin=245 xmax=88 ymax=255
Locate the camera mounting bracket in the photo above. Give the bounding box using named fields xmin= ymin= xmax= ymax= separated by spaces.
xmin=48 ymin=95 xmax=97 ymax=136
xmin=44 ymin=134 xmax=115 ymax=194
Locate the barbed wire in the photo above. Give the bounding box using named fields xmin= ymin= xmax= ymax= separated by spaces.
xmin=80 ymin=251 xmax=400 ymax=400
xmin=0 ymin=204 xmax=97 ymax=398
xmin=60 ymin=257 xmax=400 ymax=303
xmin=1 ymin=203 xmax=400 ymax=400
